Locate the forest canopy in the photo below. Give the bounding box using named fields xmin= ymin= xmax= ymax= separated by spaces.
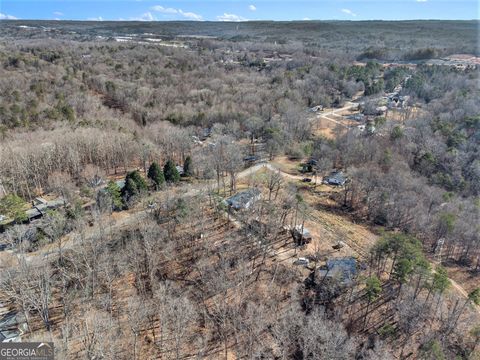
xmin=0 ymin=20 xmax=479 ymax=360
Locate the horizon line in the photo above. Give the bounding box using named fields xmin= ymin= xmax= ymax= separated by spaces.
xmin=2 ymin=18 xmax=479 ymax=22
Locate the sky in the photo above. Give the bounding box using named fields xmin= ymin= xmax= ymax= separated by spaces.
xmin=0 ymin=0 xmax=478 ymax=22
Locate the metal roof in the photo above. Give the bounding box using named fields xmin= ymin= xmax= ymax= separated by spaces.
xmin=326 ymin=171 xmax=347 ymax=185
xmin=225 ymin=189 xmax=260 ymax=210
xmin=318 ymin=257 xmax=357 ymax=284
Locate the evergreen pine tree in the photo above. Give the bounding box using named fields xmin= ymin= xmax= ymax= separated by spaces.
xmin=127 ymin=170 xmax=147 ymax=191
xmin=123 ymin=177 xmax=138 ymax=200
xmin=163 ymin=159 xmax=180 ymax=183
xmin=183 ymin=156 xmax=193 ymax=177
xmin=106 ymin=180 xmax=123 ymax=210
xmin=147 ymin=162 xmax=165 ymax=189
xmin=122 ymin=170 xmax=147 ymax=200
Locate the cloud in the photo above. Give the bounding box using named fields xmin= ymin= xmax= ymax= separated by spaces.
xmin=0 ymin=12 xmax=18 ymax=20
xmin=416 ymin=0 xmax=428 ymax=2
xmin=131 ymin=12 xmax=156 ymax=21
xmin=151 ymin=5 xmax=202 ymax=20
xmin=303 ymin=17 xmax=311 ymax=21
xmin=249 ymin=5 xmax=256 ymax=11
xmin=217 ymin=13 xmax=247 ymax=22
xmin=139 ymin=12 xmax=155 ymax=21
xmin=178 ymin=9 xmax=202 ymax=21
xmin=53 ymin=11 xmax=63 ymax=16
xmin=150 ymin=5 xmax=178 ymax=14
xmin=87 ymin=16 xmax=103 ymax=21
xmin=341 ymin=8 xmax=357 ymax=17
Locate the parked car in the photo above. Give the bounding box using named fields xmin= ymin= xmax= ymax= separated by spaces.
xmin=243 ymin=155 xmax=259 ymax=162
xmin=293 ymin=257 xmax=310 ymax=267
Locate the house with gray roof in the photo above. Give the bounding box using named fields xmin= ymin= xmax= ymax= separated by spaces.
xmin=26 ymin=197 xmax=65 ymax=221
xmin=318 ymin=257 xmax=357 ymax=285
xmin=324 ymin=171 xmax=348 ymax=186
xmin=225 ymin=189 xmax=261 ymax=211
xmin=0 ymin=310 xmax=24 ymax=343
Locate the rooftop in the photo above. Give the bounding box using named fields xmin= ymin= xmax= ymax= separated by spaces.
xmin=325 ymin=171 xmax=348 ymax=186
xmin=318 ymin=257 xmax=357 ymax=285
xmin=225 ymin=188 xmax=261 ymax=210
xmin=26 ymin=197 xmax=65 ymax=220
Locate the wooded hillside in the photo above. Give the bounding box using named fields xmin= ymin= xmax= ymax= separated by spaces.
xmin=0 ymin=20 xmax=478 ymax=359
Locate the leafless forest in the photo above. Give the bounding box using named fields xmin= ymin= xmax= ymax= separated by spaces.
xmin=0 ymin=20 xmax=479 ymax=359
